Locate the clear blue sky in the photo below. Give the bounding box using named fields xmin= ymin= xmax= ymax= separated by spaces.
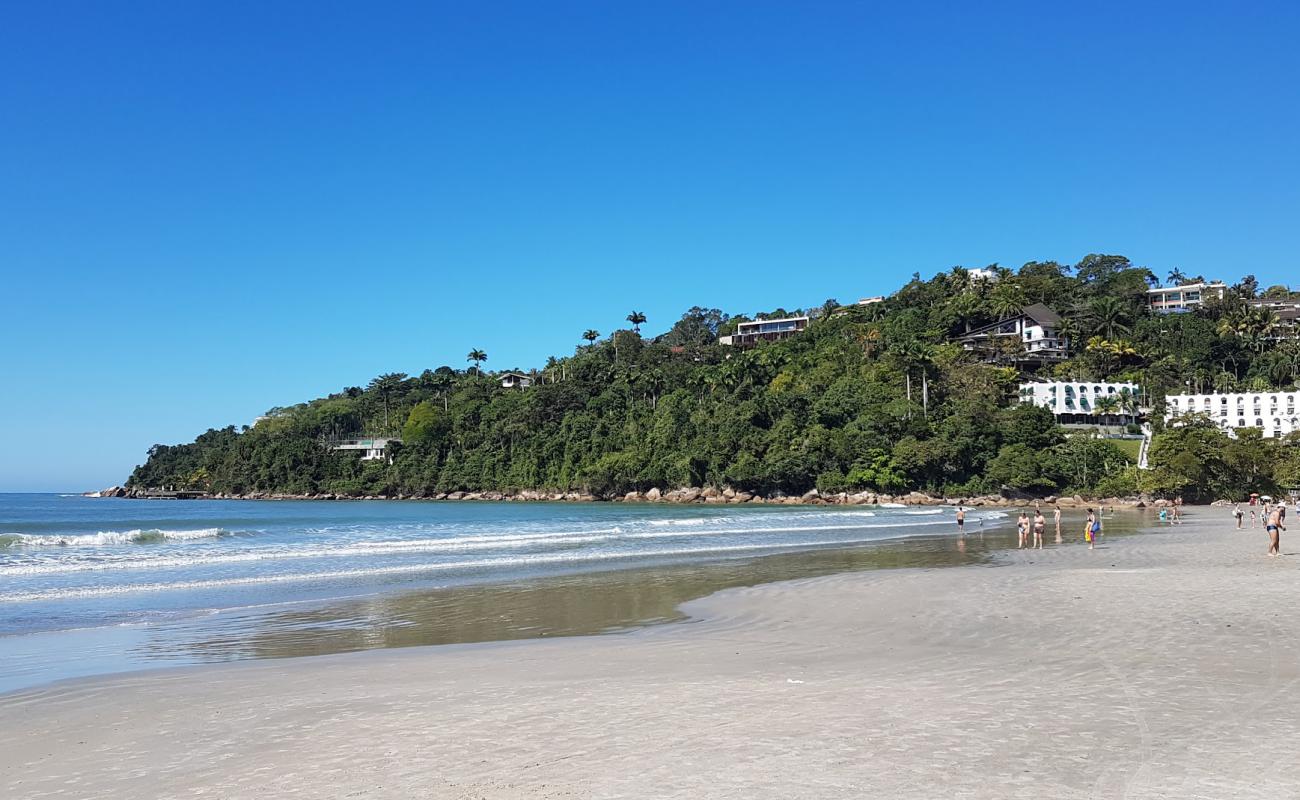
xmin=2 ymin=1 xmax=1297 ymax=491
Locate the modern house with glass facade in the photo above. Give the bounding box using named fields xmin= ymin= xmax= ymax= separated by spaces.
xmin=718 ymin=315 xmax=809 ymax=347
xmin=1146 ymin=282 xmax=1227 ymax=313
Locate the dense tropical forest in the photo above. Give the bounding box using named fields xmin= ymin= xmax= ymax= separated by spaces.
xmin=129 ymin=255 xmax=1300 ymax=502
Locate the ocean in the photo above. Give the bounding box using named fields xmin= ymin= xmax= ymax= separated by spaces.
xmin=0 ymin=493 xmax=1011 ymax=693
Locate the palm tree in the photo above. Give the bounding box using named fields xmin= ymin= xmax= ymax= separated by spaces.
xmin=1087 ymin=297 xmax=1132 ymax=340
xmin=989 ymin=283 xmax=1027 ymax=320
xmin=582 ymin=329 xmax=600 ymax=347
xmin=466 ymin=349 xmax=487 ymax=374
xmin=626 ymin=311 xmax=647 ymax=334
xmin=428 ymin=371 xmax=454 ymax=410
xmin=1093 ymin=394 xmax=1121 ymax=424
xmin=1055 ymin=316 xmax=1081 ymax=353
xmin=1166 ymin=268 xmax=1187 ymax=286
xmin=367 ymin=372 xmax=407 ymax=434
xmin=948 ymin=292 xmax=983 ymax=333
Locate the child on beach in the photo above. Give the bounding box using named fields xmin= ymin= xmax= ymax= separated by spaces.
xmin=1085 ymin=508 xmax=1098 ymax=550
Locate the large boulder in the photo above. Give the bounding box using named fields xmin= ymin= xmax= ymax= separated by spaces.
xmin=645 ymin=487 xmax=662 ymax=501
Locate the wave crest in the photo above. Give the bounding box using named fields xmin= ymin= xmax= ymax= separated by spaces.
xmin=0 ymin=528 xmax=228 ymax=547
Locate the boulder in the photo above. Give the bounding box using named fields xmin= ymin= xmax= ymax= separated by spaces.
xmin=677 ymin=487 xmax=703 ymax=503
xmin=722 ymin=487 xmax=737 ymax=499
xmin=733 ymin=492 xmax=753 ymax=503
xmin=800 ymin=489 xmax=821 ymax=503
xmin=701 ymin=487 xmax=722 ymax=499
xmin=446 ymin=491 xmax=465 ymax=500
xmin=645 ymin=487 xmax=662 ymax=501
xmin=624 ymin=491 xmax=642 ymax=502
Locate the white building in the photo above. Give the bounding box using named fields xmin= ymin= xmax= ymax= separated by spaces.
xmin=857 ymin=296 xmax=885 ymax=305
xmin=1146 ymin=282 xmax=1227 ymax=313
xmin=500 ymin=372 xmax=533 ymax=389
xmin=331 ymin=437 xmax=397 ymax=460
xmin=719 ymin=315 xmax=809 ymax=347
xmin=957 ymin=304 xmax=1068 ymax=364
xmin=1019 ymin=381 xmax=1140 ymax=422
xmin=968 ymin=267 xmax=1000 ymax=282
xmin=1165 ymin=392 xmax=1300 ymax=438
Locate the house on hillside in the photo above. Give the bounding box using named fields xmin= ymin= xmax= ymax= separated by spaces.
xmin=1166 ymin=392 xmax=1299 ymax=438
xmin=500 ymin=372 xmax=533 ymax=389
xmin=718 ymin=315 xmax=809 ymax=347
xmin=1019 ymin=380 xmax=1141 ymax=423
xmin=1146 ymin=282 xmax=1227 ymax=313
xmin=956 ymin=304 xmax=1069 ymax=365
xmin=330 ymin=436 xmax=398 ymax=460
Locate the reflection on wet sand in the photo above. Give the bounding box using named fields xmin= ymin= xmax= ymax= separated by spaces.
xmin=137 ymin=511 xmax=1149 ymax=666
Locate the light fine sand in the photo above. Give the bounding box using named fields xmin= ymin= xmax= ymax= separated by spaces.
xmin=3 ymin=511 xmax=1299 ymax=799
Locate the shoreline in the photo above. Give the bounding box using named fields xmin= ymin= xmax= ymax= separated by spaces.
xmin=9 ymin=508 xmax=1296 ymax=798
xmin=91 ymin=485 xmax=1160 ymax=509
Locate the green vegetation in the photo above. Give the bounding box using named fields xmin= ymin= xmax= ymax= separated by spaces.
xmin=128 ymin=257 xmax=1300 ymax=501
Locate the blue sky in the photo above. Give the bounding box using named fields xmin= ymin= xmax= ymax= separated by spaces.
xmin=2 ymin=1 xmax=1298 ymax=491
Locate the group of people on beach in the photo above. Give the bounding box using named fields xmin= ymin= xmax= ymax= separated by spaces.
xmin=951 ymin=507 xmax=1102 ymax=551
xmin=1232 ymin=495 xmax=1290 ymax=556
xmin=1156 ymin=497 xmax=1183 ymax=525
xmin=1011 ymin=505 xmax=1058 ymax=550
xmin=956 ymin=503 xmax=1100 ymax=551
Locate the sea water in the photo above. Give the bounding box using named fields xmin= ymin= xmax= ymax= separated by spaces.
xmin=0 ymin=493 xmax=1009 ymax=692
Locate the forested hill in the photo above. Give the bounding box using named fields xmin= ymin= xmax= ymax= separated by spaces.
xmin=129 ymin=256 xmax=1300 ymax=502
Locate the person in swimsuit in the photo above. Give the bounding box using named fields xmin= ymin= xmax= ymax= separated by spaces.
xmin=1085 ymin=508 xmax=1098 ymax=550
xmin=1017 ymin=512 xmax=1029 ymax=549
xmin=956 ymin=506 xmax=966 ymax=535
xmin=1053 ymin=504 xmax=1062 ymax=542
xmin=1032 ymin=509 xmax=1046 ymax=550
xmin=1266 ymin=505 xmax=1284 ymax=556
xmin=1234 ymin=503 xmax=1244 ymax=530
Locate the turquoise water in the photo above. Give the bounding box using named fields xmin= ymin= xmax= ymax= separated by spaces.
xmin=0 ymin=493 xmax=1009 ymax=692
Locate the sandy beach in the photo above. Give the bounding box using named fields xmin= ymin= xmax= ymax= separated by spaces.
xmin=4 ymin=508 xmax=1299 ymax=799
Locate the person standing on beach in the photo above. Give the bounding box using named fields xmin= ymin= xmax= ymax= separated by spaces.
xmin=1032 ymin=509 xmax=1046 ymax=550
xmin=956 ymin=506 xmax=966 ymax=535
xmin=1085 ymin=508 xmax=1098 ymax=550
xmin=1266 ymin=504 xmax=1285 ymax=556
xmin=1249 ymin=495 xmax=1258 ymax=528
xmin=1173 ymin=497 xmax=1183 ymax=525
xmin=1018 ymin=511 xmax=1029 ymax=549
xmin=1234 ymin=502 xmax=1244 ymax=530
xmin=1053 ymin=504 xmax=1062 ymax=543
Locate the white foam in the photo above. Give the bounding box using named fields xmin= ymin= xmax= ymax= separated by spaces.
xmin=0 ymin=527 xmax=971 ymax=604
xmin=0 ymin=528 xmax=228 ymax=547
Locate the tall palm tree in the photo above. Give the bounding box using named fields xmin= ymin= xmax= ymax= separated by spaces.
xmin=466 ymin=349 xmax=487 ymax=374
xmin=367 ymin=372 xmax=407 ymax=434
xmin=1166 ymin=268 xmax=1187 ymax=286
xmin=429 ymin=371 xmax=454 ymax=410
xmin=582 ymin=329 xmax=600 ymax=347
xmin=626 ymin=311 xmax=647 ymax=334
xmin=1087 ymin=297 xmax=1132 ymax=340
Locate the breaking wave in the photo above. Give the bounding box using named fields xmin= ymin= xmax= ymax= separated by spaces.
xmin=0 ymin=528 xmax=229 ymax=547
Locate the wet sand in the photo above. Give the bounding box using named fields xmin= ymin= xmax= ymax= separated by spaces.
xmin=4 ymin=507 xmax=1298 ymax=798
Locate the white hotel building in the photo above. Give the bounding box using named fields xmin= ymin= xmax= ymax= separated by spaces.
xmin=1018 ymin=381 xmax=1139 ymax=422
xmin=1165 ymin=392 xmax=1300 ymax=438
